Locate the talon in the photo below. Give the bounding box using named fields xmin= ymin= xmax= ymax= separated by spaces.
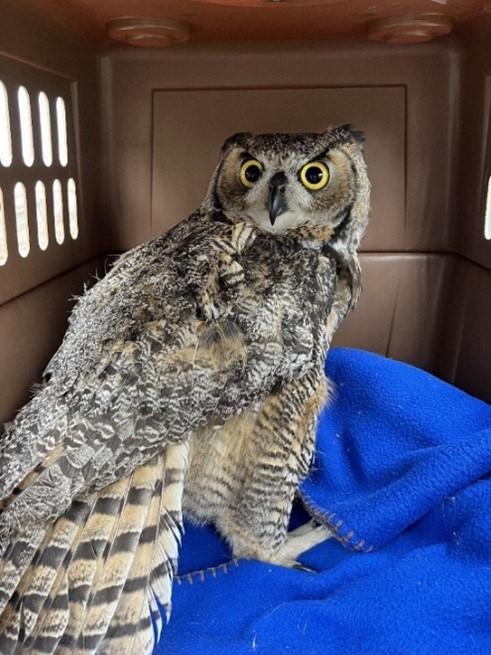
xmin=293 ymin=562 xmax=317 ymax=574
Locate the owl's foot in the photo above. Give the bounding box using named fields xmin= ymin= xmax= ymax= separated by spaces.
xmin=271 ymin=520 xmax=332 ymax=570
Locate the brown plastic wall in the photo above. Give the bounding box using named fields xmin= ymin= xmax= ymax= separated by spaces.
xmin=439 ymin=38 xmax=491 ymax=395
xmin=0 ymin=9 xmax=490 ymax=422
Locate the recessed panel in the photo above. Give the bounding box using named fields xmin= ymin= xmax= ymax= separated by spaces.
xmin=152 ymin=86 xmax=405 ymax=249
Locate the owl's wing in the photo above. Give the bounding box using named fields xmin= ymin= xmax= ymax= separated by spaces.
xmin=0 ymin=217 xmax=239 ymax=502
xmin=0 ymin=314 xmax=250 ymax=653
xmin=0 ymin=314 xmax=286 ymax=654
xmin=0 ymin=293 xmax=270 ymax=526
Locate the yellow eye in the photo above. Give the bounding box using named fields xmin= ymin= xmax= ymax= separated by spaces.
xmin=299 ymin=161 xmax=330 ymax=191
xmin=239 ymin=159 xmax=263 ymax=188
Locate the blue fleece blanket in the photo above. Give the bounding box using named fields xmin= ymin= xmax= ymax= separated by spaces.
xmin=156 ymin=348 xmax=491 ymax=655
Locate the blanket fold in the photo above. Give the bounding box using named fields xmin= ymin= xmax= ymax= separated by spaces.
xmin=157 ymin=348 xmax=491 ymax=655
xmin=301 ymin=348 xmax=491 ymax=551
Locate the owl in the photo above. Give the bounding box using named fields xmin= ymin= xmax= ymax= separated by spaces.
xmin=0 ymin=125 xmax=370 ymax=654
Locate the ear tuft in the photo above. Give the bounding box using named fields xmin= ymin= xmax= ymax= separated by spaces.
xmin=337 ymin=123 xmax=365 ymax=147
xmin=221 ymin=132 xmax=253 ymax=153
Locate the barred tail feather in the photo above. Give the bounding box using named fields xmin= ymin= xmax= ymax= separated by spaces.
xmin=25 ymin=501 xmax=95 ymax=652
xmin=0 ymin=441 xmax=189 ymax=654
xmin=0 ymin=454 xmax=75 ymax=647
xmin=0 ymin=496 xmax=95 ymax=654
xmin=98 ymin=466 xmax=163 ymax=654
xmin=54 ymin=478 xmax=134 ymax=653
xmin=27 ymin=481 xmax=131 ymax=653
xmin=0 ymin=531 xmax=47 ymax=653
xmin=76 ymin=459 xmax=159 ymax=652
xmin=97 ymin=442 xmax=189 ymax=654
xmin=150 ymin=442 xmax=188 ymax=627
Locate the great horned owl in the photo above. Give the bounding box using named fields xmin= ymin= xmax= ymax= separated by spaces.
xmin=0 ymin=125 xmax=370 ymax=654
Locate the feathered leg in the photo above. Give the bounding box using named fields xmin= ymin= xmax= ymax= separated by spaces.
xmin=218 ymin=368 xmax=331 ymax=565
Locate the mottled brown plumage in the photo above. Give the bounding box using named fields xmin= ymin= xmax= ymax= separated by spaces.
xmin=0 ymin=125 xmax=370 ymax=653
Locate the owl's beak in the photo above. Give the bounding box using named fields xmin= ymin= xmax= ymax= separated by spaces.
xmin=268 ymin=172 xmax=288 ymax=225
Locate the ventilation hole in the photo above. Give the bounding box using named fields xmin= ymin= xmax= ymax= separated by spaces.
xmin=0 ymin=187 xmax=7 ymax=265
xmin=55 ymin=97 xmax=68 ymax=166
xmin=18 ymin=86 xmax=35 ymax=167
xmin=52 ymin=179 xmax=64 ymax=244
xmin=35 ymin=181 xmax=49 ymax=250
xmin=67 ymin=178 xmax=78 ymax=239
xmin=38 ymin=92 xmax=53 ymax=167
xmin=0 ymin=81 xmax=12 ymax=167
xmin=485 ymin=174 xmax=491 ymax=241
xmin=14 ymin=182 xmax=30 ymax=257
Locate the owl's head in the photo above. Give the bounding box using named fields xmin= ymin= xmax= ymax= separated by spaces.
xmin=203 ymin=125 xmax=370 ymax=253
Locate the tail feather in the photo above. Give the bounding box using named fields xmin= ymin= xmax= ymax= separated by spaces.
xmin=0 ymin=454 xmax=67 ymax=617
xmin=101 ymin=442 xmax=189 ymax=653
xmin=150 ymin=442 xmax=188 ymax=628
xmin=54 ymin=478 xmax=132 ymax=653
xmin=0 ymin=530 xmax=46 ymax=618
xmin=77 ymin=456 xmax=163 ymax=650
xmin=0 ymin=599 xmax=20 ymax=655
xmin=98 ymin=463 xmax=163 ymax=654
xmin=0 ymin=442 xmax=189 ymax=654
xmin=29 ymin=564 xmax=70 ymax=654
xmin=17 ymin=498 xmax=95 ymax=653
xmin=0 ymin=495 xmax=94 ymax=654
xmin=25 ymin=482 xmax=128 ymax=654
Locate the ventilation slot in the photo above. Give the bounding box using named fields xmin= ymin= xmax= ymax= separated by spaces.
xmin=67 ymin=178 xmax=78 ymax=239
xmin=14 ymin=182 xmax=30 ymax=257
xmin=18 ymin=86 xmax=34 ymax=167
xmin=0 ymin=187 xmax=7 ymax=265
xmin=38 ymin=92 xmax=53 ymax=167
xmin=0 ymin=81 xmax=12 ymax=167
xmin=35 ymin=181 xmax=49 ymax=250
xmin=56 ymin=97 xmax=68 ymax=166
xmin=52 ymin=179 xmax=65 ymax=244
